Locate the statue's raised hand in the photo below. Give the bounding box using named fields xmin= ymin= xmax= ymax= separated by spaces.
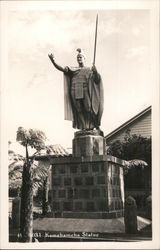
xmin=48 ymin=53 xmax=55 ymax=61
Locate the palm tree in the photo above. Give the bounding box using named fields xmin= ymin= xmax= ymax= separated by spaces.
xmin=9 ymin=153 xmax=50 ymax=197
xmin=16 ymin=127 xmax=47 ymax=242
xmin=9 ymin=143 xmax=69 ymax=211
xmin=9 ymin=130 xmax=70 ymax=242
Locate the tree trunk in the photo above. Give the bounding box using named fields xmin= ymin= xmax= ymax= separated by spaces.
xmin=20 ymin=161 xmax=33 ymax=242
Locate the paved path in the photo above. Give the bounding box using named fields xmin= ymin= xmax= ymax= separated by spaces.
xmin=33 ymin=216 xmax=151 ymax=234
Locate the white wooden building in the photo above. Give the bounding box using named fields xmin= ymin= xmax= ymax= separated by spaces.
xmin=105 ymin=106 xmax=151 ymax=145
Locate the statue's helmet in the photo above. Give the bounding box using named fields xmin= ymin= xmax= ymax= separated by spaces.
xmin=77 ymin=48 xmax=86 ymax=59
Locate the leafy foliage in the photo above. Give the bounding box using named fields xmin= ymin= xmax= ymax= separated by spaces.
xmin=31 ymin=161 xmax=51 ymax=193
xmin=9 ymin=143 xmax=69 ymax=196
xmin=107 ymin=132 xmax=151 ymax=192
xmin=16 ymin=127 xmax=47 ymax=152
xmin=107 ymin=133 xmax=151 ymax=166
xmin=8 ymin=150 xmax=50 ymax=195
xmin=9 ymin=151 xmax=24 ymax=192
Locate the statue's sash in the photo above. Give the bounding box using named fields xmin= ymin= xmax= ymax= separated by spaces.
xmin=63 ymin=67 xmax=104 ymax=125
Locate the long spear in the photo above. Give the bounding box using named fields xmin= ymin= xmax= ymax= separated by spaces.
xmin=89 ymin=14 xmax=98 ymax=129
xmin=93 ymin=14 xmax=98 ymax=66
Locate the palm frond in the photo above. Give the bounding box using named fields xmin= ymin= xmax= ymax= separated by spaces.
xmin=8 ymin=146 xmax=51 ymax=194
xmin=125 ymin=159 xmax=148 ymax=169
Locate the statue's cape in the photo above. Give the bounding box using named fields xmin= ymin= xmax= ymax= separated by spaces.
xmin=89 ymin=73 xmax=104 ymax=125
xmin=63 ymin=67 xmax=78 ymax=121
xmin=63 ymin=66 xmax=103 ymax=124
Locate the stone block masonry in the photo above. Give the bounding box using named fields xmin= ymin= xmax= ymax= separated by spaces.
xmin=50 ymin=155 xmax=125 ymax=219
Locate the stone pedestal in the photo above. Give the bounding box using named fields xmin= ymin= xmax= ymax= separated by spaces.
xmin=73 ymin=130 xmax=105 ymax=157
xmin=49 ymin=129 xmax=125 ymax=219
xmin=50 ymin=155 xmax=125 ymax=219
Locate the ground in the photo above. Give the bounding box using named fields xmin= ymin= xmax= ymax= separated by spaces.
xmin=9 ymin=215 xmax=152 ymax=242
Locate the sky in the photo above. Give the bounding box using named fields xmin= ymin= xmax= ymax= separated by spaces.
xmin=3 ymin=3 xmax=155 ymax=154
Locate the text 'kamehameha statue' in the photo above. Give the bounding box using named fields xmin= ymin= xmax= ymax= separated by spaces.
xmin=48 ymin=48 xmax=104 ymax=131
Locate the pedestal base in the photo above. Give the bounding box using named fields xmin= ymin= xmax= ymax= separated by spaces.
xmin=73 ymin=129 xmax=106 ymax=157
xmin=49 ymin=155 xmax=125 ymax=219
xmin=54 ymin=211 xmax=124 ymax=219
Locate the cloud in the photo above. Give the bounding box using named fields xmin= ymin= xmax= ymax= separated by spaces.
xmin=125 ymin=46 xmax=147 ymax=61
xmin=8 ymin=11 xmax=87 ymax=56
xmin=101 ymin=17 xmax=122 ymax=35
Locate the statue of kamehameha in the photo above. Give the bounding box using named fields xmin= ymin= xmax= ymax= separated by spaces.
xmin=48 ymin=15 xmax=104 ymax=132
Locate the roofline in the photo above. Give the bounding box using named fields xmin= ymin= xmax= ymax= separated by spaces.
xmin=105 ymin=106 xmax=151 ymax=140
xmin=34 ymin=154 xmax=72 ymax=161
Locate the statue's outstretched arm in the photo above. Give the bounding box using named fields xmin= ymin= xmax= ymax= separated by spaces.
xmin=48 ymin=53 xmax=66 ymax=73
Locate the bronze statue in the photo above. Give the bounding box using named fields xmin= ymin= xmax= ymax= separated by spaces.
xmin=48 ymin=48 xmax=104 ymax=131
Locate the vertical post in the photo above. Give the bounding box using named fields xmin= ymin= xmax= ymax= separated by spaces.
xmin=124 ymin=196 xmax=137 ymax=234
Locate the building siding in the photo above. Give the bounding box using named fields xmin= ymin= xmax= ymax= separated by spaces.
xmin=106 ymin=111 xmax=151 ymax=145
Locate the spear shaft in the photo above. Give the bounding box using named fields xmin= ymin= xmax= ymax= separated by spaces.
xmin=89 ymin=14 xmax=98 ymax=129
xmin=93 ymin=14 xmax=98 ymax=66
